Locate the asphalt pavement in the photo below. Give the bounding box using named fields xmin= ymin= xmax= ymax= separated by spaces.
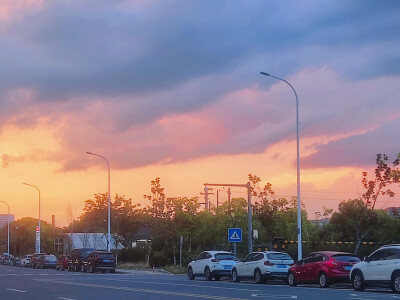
xmin=0 ymin=265 xmax=398 ymax=300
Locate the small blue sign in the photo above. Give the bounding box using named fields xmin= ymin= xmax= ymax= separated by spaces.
xmin=228 ymin=228 xmax=242 ymax=243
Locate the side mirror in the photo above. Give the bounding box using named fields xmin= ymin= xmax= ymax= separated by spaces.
xmin=364 ymin=256 xmax=369 ymax=262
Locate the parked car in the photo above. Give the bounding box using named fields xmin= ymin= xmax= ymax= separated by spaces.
xmin=21 ymin=254 xmax=32 ymax=268
xmin=350 ymin=244 xmax=400 ymax=293
xmin=68 ymin=248 xmax=94 ymax=272
xmin=287 ymin=251 xmax=360 ymax=288
xmin=37 ymin=255 xmax=57 ymax=269
xmin=56 ymin=255 xmax=69 ymax=271
xmin=29 ymin=253 xmax=46 ymax=268
xmin=81 ymin=250 xmax=116 ymax=273
xmin=187 ymin=251 xmax=238 ymax=281
xmin=232 ymin=251 xmax=294 ymax=284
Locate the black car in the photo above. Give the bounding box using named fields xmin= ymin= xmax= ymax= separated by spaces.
xmin=37 ymin=255 xmax=57 ymax=269
xmin=68 ymin=248 xmax=94 ymax=272
xmin=82 ymin=250 xmax=116 ymax=273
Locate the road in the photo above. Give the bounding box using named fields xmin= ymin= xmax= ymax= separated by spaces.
xmin=0 ymin=265 xmax=398 ymax=300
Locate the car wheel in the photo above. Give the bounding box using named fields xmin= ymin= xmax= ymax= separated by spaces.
xmin=254 ymin=269 xmax=265 ymax=284
xmin=101 ymin=269 xmax=106 ymax=273
xmin=214 ymin=275 xmax=221 ymax=281
xmin=319 ymin=272 xmax=329 ymax=288
xmin=391 ymin=272 xmax=400 ymax=293
xmin=75 ymin=265 xmax=79 ymax=272
xmin=352 ymin=271 xmax=366 ymax=291
xmin=232 ymin=268 xmax=240 ymax=283
xmin=287 ymin=272 xmax=297 ymax=286
xmin=81 ymin=265 xmax=86 ymax=272
xmin=187 ymin=267 xmax=195 ymax=280
xmin=110 ymin=269 xmax=115 ymax=274
xmin=204 ymin=267 xmax=212 ymax=281
xmin=89 ymin=265 xmax=94 ymax=273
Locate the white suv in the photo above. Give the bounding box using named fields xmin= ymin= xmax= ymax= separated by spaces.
xmin=350 ymin=245 xmax=400 ymax=293
xmin=20 ymin=255 xmax=32 ymax=268
xmin=187 ymin=251 xmax=237 ymax=281
xmin=232 ymin=251 xmax=294 ymax=284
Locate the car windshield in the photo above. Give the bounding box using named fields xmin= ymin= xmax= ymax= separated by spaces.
xmin=214 ymin=253 xmax=236 ymax=260
xmin=98 ymin=253 xmax=114 ymax=259
xmin=81 ymin=250 xmax=94 ymax=258
xmin=332 ymin=255 xmax=360 ymax=262
xmin=45 ymin=255 xmax=57 ymax=260
xmin=266 ymin=253 xmax=292 ymax=260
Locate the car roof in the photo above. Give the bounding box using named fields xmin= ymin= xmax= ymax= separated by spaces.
xmin=379 ymin=244 xmax=400 ymax=249
xmin=262 ymin=251 xmax=290 ymax=254
xmin=308 ymin=251 xmax=356 ymax=256
xmin=204 ymin=251 xmax=234 ymax=255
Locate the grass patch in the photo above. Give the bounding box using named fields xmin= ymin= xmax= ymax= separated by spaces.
xmin=163 ymin=265 xmax=187 ymax=274
xmin=117 ymin=262 xmax=151 ymax=270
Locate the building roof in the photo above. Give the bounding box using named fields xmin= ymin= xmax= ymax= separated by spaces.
xmin=63 ymin=233 xmax=124 ymax=250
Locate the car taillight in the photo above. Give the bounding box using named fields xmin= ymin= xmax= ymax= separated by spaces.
xmin=264 ymin=261 xmax=274 ymax=266
xmin=327 ymin=260 xmax=338 ymax=266
xmin=211 ymin=259 xmax=220 ymax=263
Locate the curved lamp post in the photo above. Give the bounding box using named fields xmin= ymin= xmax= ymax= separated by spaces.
xmin=23 ymin=183 xmax=41 ymax=253
xmin=86 ymin=152 xmax=111 ymax=251
xmin=259 ymin=72 xmax=302 ymax=260
xmin=0 ymin=201 xmax=10 ymax=255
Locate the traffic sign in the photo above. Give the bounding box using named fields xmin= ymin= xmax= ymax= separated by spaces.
xmin=228 ymin=228 xmax=242 ymax=243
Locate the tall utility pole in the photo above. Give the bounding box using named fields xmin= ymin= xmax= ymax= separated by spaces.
xmin=260 ymin=72 xmax=302 ymax=259
xmin=204 ymin=183 xmax=253 ymax=253
xmin=23 ymin=183 xmax=41 ymax=253
xmin=204 ymin=185 xmax=209 ymax=212
xmin=0 ymin=201 xmax=10 ymax=255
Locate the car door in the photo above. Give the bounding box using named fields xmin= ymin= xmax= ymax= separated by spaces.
xmin=308 ymin=253 xmax=325 ymax=281
xmin=363 ymin=249 xmax=386 ymax=281
xmin=250 ymin=253 xmax=264 ymax=276
xmin=379 ymin=248 xmax=400 ymax=280
xmin=297 ymin=254 xmax=315 ymax=281
xmin=192 ymin=252 xmax=205 ymax=274
xmin=241 ymin=253 xmax=255 ymax=277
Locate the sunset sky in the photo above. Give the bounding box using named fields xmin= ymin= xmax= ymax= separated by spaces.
xmin=0 ymin=0 xmax=399 ymax=227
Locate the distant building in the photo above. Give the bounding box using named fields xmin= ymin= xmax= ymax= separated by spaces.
xmin=0 ymin=214 xmax=14 ymax=229
xmin=62 ymin=233 xmax=124 ymax=255
xmin=384 ymin=207 xmax=400 ymax=218
xmin=310 ymin=218 xmax=330 ymax=228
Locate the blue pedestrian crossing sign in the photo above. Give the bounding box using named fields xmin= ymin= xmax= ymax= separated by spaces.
xmin=228 ymin=228 xmax=242 ymax=242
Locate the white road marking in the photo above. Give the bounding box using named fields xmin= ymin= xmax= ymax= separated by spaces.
xmin=34 ymin=279 xmax=250 ymax=300
xmin=58 ymin=297 xmax=77 ymax=300
xmin=251 ymin=294 xmax=297 ymax=299
xmin=102 ymin=278 xmax=260 ymax=292
xmin=6 ymin=288 xmax=27 ymax=293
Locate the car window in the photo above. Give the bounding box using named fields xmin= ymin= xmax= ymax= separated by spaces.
xmin=205 ymin=253 xmax=212 ymax=259
xmin=332 ymin=255 xmax=360 ymax=263
xmin=196 ymin=252 xmax=205 ymax=260
xmin=266 ymin=253 xmax=292 ymax=260
xmin=252 ymin=253 xmax=264 ymax=261
xmin=214 ymin=253 xmax=236 ymax=260
xmin=98 ymin=253 xmax=114 ymax=259
xmin=384 ymin=249 xmax=400 ymax=260
xmin=302 ymin=254 xmax=314 ymax=265
xmin=313 ymin=254 xmax=324 ymax=262
xmin=243 ymin=254 xmax=253 ymax=262
xmin=369 ymin=250 xmax=386 ymax=261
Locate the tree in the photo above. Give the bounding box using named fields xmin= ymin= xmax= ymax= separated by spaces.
xmin=329 ymin=199 xmax=378 ymax=255
xmin=362 ymin=153 xmax=400 ymax=209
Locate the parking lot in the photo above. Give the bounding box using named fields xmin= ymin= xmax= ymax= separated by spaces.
xmin=1 ymin=264 xmax=400 ymax=300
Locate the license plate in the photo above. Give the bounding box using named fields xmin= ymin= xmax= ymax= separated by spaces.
xmin=345 ymin=266 xmax=352 ymax=270
xmin=223 ymin=266 xmax=231 ymax=270
xmin=277 ymin=264 xmax=286 ymax=268
xmin=103 ymin=260 xmax=110 ymax=263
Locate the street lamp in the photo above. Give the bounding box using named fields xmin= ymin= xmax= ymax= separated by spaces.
xmin=23 ymin=183 xmax=41 ymax=253
xmin=0 ymin=201 xmax=10 ymax=255
xmin=260 ymin=72 xmax=303 ymax=260
xmin=86 ymin=151 xmax=111 ymax=251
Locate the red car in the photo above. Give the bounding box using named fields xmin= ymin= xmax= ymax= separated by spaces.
xmin=287 ymin=251 xmax=360 ymax=287
xmin=56 ymin=255 xmax=69 ymax=271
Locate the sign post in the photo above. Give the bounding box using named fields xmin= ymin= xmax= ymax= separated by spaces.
xmin=228 ymin=228 xmax=242 ymax=257
xmin=35 ymin=226 xmax=40 ymax=253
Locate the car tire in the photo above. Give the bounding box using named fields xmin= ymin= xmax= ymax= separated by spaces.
xmin=351 ymin=270 xmax=366 ymax=291
xmin=254 ymin=269 xmax=265 ymax=284
xmin=391 ymin=271 xmax=400 ymax=293
xmin=187 ymin=267 xmax=195 ymax=280
xmin=214 ymin=275 xmax=221 ymax=281
xmin=81 ymin=265 xmax=86 ymax=273
xmin=110 ymin=269 xmax=115 ymax=274
xmin=232 ymin=268 xmax=240 ymax=283
xmin=287 ymin=271 xmax=297 ymax=286
xmin=204 ymin=267 xmax=212 ymax=281
xmin=319 ymin=272 xmax=329 ymax=288
xmin=89 ymin=265 xmax=94 ymax=273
